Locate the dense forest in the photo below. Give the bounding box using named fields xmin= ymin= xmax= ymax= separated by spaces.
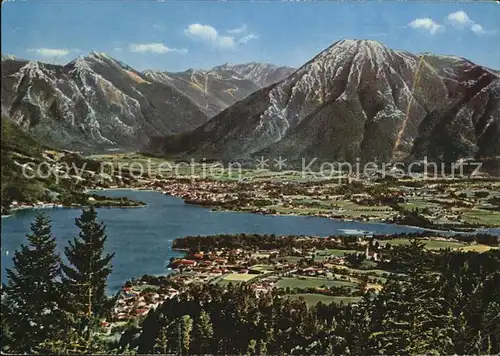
xmin=172 ymin=232 xmax=500 ymax=251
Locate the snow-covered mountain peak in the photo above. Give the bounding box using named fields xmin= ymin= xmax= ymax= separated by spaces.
xmin=2 ymin=53 xmax=209 ymax=151
xmin=67 ymin=56 xmax=94 ymax=74
xmin=87 ymin=51 xmax=109 ymax=60
xmin=164 ymin=39 xmax=499 ymax=164
xmin=313 ymin=39 xmax=395 ymax=66
xmin=85 ymin=51 xmax=123 ymax=68
xmin=17 ymin=60 xmax=51 ymax=81
xmin=1 ymin=54 xmax=16 ymax=61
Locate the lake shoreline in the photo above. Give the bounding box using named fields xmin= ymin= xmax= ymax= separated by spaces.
xmin=1 ymin=190 xmax=147 ymax=218
xmin=1 ymin=204 xmax=147 ymax=218
xmin=3 ymin=188 xmax=497 ymax=237
xmin=71 ymin=188 xmax=500 ymax=234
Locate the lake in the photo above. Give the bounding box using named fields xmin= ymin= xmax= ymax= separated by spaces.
xmin=2 ymin=190 xmax=498 ymax=292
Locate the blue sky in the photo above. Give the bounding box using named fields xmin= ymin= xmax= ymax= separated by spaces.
xmin=2 ymin=1 xmax=499 ymax=71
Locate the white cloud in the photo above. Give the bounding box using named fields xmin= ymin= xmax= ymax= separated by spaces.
xmin=185 ymin=24 xmax=219 ymax=42
xmin=445 ymin=10 xmax=495 ymax=36
xmin=113 ymin=47 xmax=123 ymax=52
xmin=128 ymin=43 xmax=187 ymax=54
xmin=227 ymin=24 xmax=248 ymax=35
xmin=408 ymin=11 xmax=496 ymax=37
xmin=408 ymin=18 xmax=443 ymax=35
xmin=471 ymin=24 xmax=485 ymax=35
xmin=238 ymin=33 xmax=258 ymax=44
xmin=185 ymin=23 xmax=257 ymax=49
xmin=27 ymin=48 xmax=70 ymax=57
xmin=446 ymin=10 xmax=473 ymax=26
xmin=217 ymin=36 xmax=236 ymax=48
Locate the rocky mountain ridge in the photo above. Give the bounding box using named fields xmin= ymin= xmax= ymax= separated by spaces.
xmin=2 ymin=53 xmax=293 ymax=152
xmin=1 ymin=52 xmax=208 ymax=151
xmin=212 ymin=62 xmax=296 ymax=88
xmin=153 ymin=40 xmax=500 ymax=164
xmin=143 ymin=63 xmax=295 ymax=117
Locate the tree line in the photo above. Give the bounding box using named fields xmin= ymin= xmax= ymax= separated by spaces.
xmin=172 ymin=231 xmax=499 ymax=252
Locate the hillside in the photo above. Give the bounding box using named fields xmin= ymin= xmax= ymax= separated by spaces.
xmin=143 ymin=68 xmax=260 ymax=117
xmin=0 ymin=117 xmax=142 ymax=212
xmin=1 ymin=117 xmax=50 ymax=209
xmin=144 ymin=63 xmax=294 ymax=117
xmin=1 ymin=53 xmax=209 ymax=152
xmin=1 ymin=54 xmax=295 ymax=152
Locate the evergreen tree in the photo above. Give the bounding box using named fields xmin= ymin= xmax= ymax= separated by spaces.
xmin=154 ymin=326 xmax=169 ymax=354
xmin=257 ymin=340 xmax=267 ymax=356
xmin=325 ymin=342 xmax=334 ymax=356
xmin=247 ymin=339 xmax=257 ymax=355
xmin=193 ymin=310 xmax=214 ymax=354
xmin=62 ymin=207 xmax=115 ymax=319
xmin=2 ymin=213 xmax=65 ymax=353
xmin=367 ymin=273 xmax=455 ymax=355
xmin=34 ymin=327 xmax=109 ymax=355
xmin=180 ymin=315 xmax=193 ymax=355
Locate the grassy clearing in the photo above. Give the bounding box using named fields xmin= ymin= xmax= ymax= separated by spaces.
xmin=326 ymin=264 xmax=394 ymax=279
xmin=133 ymin=284 xmax=160 ymax=292
xmin=285 ymin=294 xmax=362 ymax=306
xmin=272 ymin=205 xmax=332 ymax=215
xmin=223 ymin=273 xmax=258 ymax=282
xmin=383 ymin=238 xmax=465 ymax=250
xmin=397 ymin=198 xmax=441 ymax=213
xmin=458 ymin=244 xmax=499 ymax=253
xmin=252 ymin=252 xmax=272 ymax=259
xmin=250 ymin=264 xmax=275 ymax=272
xmin=276 ymin=277 xmax=357 ymax=289
xmin=269 ymin=198 xmax=395 ymax=219
xmin=366 ymin=283 xmax=384 ymax=291
xmin=315 ymin=249 xmax=358 ymax=259
xmin=334 ymin=200 xmax=393 ymax=212
xmin=458 ymin=208 xmax=500 ymax=227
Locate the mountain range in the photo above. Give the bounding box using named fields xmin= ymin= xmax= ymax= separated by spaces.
xmin=152 ymin=40 xmax=500 ymax=164
xmin=1 ymin=53 xmax=293 ymax=152
xmin=2 ymin=39 xmax=499 ymax=165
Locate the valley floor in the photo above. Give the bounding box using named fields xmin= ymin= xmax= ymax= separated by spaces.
xmin=97 ymin=152 xmax=499 ymax=231
xmin=4 ymin=150 xmax=500 ymax=232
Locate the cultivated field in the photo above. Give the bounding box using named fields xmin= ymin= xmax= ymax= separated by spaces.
xmin=222 ymin=273 xmax=258 ymax=282
xmin=276 ymin=277 xmax=357 ymax=289
xmin=384 ymin=238 xmax=465 ymax=250
xmin=285 ymin=293 xmax=362 ymax=306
